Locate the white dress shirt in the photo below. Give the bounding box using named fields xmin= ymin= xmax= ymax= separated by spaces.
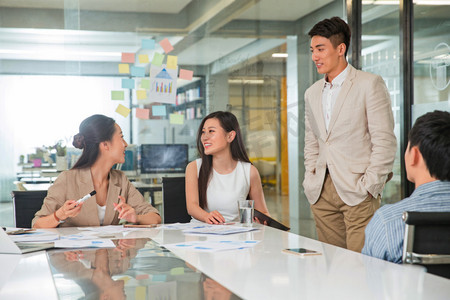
xmin=322 ymin=64 xmax=349 ymax=131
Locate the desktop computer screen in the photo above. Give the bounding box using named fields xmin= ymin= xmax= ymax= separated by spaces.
xmin=140 ymin=144 xmax=188 ymax=174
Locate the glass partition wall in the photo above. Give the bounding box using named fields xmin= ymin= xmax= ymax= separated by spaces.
xmin=2 ymin=0 xmax=443 ymax=238
xmin=0 ymin=0 xmax=344 ymax=234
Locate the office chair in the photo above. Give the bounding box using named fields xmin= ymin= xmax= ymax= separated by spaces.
xmin=162 ymin=177 xmax=191 ymax=224
xmin=12 ymin=190 xmax=47 ymax=228
xmin=402 ymin=211 xmax=450 ymax=279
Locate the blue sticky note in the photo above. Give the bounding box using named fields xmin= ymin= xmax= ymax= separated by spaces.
xmin=152 ymin=105 xmax=166 ymax=116
xmin=131 ymin=66 xmax=146 ymax=77
xmin=142 ymin=39 xmax=155 ymax=49
xmin=152 ymin=274 xmax=167 ymax=282
xmin=122 ymin=78 xmax=135 ymax=89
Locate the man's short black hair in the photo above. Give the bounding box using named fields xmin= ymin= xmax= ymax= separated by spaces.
xmin=308 ymin=16 xmax=351 ymax=57
xmin=408 ymin=110 xmax=450 ymax=181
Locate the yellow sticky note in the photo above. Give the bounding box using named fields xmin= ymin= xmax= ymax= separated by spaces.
xmin=138 ymin=54 xmax=149 ymax=64
xmin=136 ymin=89 xmax=147 ymax=100
xmin=167 ymin=55 xmax=178 ymax=69
xmin=135 ymin=286 xmax=146 ymax=300
xmin=117 ymin=276 xmax=131 ymax=284
xmin=118 ymin=63 xmax=130 ymax=74
xmin=115 ymin=104 xmax=131 ymax=118
xmin=169 ymin=113 xmax=184 ymax=125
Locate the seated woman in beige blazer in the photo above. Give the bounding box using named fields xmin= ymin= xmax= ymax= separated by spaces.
xmin=32 ymin=114 xmax=161 ymax=228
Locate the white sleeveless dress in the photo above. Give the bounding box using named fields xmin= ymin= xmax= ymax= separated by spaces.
xmin=191 ymin=158 xmax=251 ymax=223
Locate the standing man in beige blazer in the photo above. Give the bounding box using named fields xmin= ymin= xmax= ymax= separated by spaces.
xmin=303 ymin=17 xmax=397 ymax=252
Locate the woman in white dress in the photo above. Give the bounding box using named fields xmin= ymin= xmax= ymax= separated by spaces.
xmin=185 ymin=111 xmax=270 ymax=224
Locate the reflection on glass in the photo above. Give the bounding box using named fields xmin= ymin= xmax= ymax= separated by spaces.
xmin=47 ymin=238 xmax=241 ymax=300
xmin=412 ymin=3 xmax=450 ymax=123
xmin=361 ymin=2 xmax=402 ymax=204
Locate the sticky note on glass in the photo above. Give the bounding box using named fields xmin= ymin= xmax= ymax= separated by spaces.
xmin=170 ymin=113 xmax=184 ymax=125
xmin=142 ymin=39 xmax=155 ymax=49
xmin=121 ymin=53 xmax=135 ymax=63
xmin=138 ymin=54 xmax=149 ymax=64
xmin=179 ymin=69 xmax=194 ymax=81
xmin=152 ymin=274 xmax=167 ymax=282
xmin=167 ymin=55 xmax=178 ymax=69
xmin=136 ymin=89 xmax=147 ymax=100
xmin=159 ymin=38 xmax=174 ymax=53
xmin=118 ymin=64 xmax=130 ymax=74
xmin=136 ymin=108 xmax=150 ymax=119
xmin=115 ymin=104 xmax=131 ymax=117
xmin=122 ymin=78 xmax=135 ymax=89
xmin=111 ymin=91 xmax=124 ymax=100
xmin=135 ymin=286 xmax=146 ymax=300
xmin=152 ymin=105 xmax=166 ymax=116
xmin=170 ymin=267 xmax=185 ymax=275
xmin=151 ymin=52 xmax=164 ymax=66
xmin=140 ymin=79 xmax=150 ymax=89
xmin=131 ymin=66 xmax=146 ymax=77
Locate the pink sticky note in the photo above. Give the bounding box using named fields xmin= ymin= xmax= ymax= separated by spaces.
xmin=136 ymin=108 xmax=150 ymax=119
xmin=159 ymin=38 xmax=174 ymax=54
xmin=136 ymin=274 xmax=149 ymax=280
xmin=121 ymin=53 xmax=135 ymax=63
xmin=179 ymin=69 xmax=194 ymax=81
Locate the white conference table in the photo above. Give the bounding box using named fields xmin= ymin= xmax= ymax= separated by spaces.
xmin=1 ymin=224 xmax=449 ymax=300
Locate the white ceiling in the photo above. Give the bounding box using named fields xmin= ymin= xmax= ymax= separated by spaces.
xmin=0 ymin=0 xmax=192 ymax=13
xmin=177 ymin=37 xmax=257 ymax=65
xmin=237 ymin=0 xmax=334 ymax=21
xmin=0 ymin=0 xmax=336 ymax=72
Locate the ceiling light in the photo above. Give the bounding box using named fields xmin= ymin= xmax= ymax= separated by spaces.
xmin=228 ymin=79 xmax=264 ymax=85
xmin=272 ymin=53 xmax=288 ymax=58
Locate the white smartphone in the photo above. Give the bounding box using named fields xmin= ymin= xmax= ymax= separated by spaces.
xmin=282 ymin=248 xmax=321 ymax=256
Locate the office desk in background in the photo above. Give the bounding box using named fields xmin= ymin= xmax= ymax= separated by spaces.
xmin=1 ymin=225 xmax=449 ymax=300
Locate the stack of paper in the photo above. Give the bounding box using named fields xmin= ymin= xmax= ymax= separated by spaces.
xmin=8 ymin=230 xmax=59 ymax=242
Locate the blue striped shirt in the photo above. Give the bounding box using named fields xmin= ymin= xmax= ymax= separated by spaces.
xmin=362 ymin=180 xmax=450 ymax=263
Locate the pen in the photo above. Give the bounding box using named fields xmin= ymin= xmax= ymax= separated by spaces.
xmin=123 ymin=224 xmax=157 ymax=228
xmin=75 ymin=190 xmax=96 ymax=207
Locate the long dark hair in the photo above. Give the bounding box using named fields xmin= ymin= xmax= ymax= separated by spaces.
xmin=72 ymin=114 xmax=116 ymax=169
xmin=197 ymin=111 xmax=250 ymax=209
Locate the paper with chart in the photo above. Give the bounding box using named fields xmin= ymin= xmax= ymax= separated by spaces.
xmin=54 ymin=239 xmax=116 ymax=248
xmin=148 ymin=64 xmax=177 ymax=104
xmin=182 ymin=224 xmax=259 ymax=235
xmin=163 ymin=240 xmax=260 ymax=252
xmin=8 ymin=229 xmax=59 ymax=243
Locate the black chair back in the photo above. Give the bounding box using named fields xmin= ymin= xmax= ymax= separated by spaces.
xmin=402 ymin=211 xmax=450 ymax=279
xmin=162 ymin=177 xmax=191 ymax=224
xmin=12 ymin=190 xmax=47 ymax=228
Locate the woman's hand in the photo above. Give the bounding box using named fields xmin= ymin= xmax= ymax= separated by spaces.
xmin=56 ymin=199 xmax=83 ymax=220
xmin=253 ymin=216 xmax=268 ymax=225
xmin=204 ymin=210 xmax=225 ymax=224
xmin=114 ymin=196 xmax=137 ymax=223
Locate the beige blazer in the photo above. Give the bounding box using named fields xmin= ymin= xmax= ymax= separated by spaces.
xmin=303 ymin=65 xmax=397 ymax=206
xmin=32 ymin=168 xmax=159 ymax=227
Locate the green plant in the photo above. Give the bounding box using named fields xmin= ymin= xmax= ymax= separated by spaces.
xmin=53 ymin=140 xmax=67 ymax=156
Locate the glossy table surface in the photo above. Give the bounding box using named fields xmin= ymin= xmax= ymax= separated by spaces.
xmin=1 ymin=225 xmax=449 ymax=300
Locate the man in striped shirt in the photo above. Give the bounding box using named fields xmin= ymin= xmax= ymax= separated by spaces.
xmin=362 ymin=110 xmax=450 ymax=263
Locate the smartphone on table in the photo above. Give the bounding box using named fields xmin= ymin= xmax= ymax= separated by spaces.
xmin=282 ymin=248 xmax=321 ymax=256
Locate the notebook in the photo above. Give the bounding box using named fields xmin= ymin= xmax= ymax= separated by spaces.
xmin=0 ymin=228 xmax=54 ymax=254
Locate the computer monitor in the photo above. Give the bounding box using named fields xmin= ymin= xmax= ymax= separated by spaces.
xmin=121 ymin=145 xmax=137 ymax=171
xmin=140 ymin=144 xmax=188 ymax=174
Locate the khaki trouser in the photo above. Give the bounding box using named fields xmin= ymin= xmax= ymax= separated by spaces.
xmin=310 ymin=173 xmax=380 ymax=252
